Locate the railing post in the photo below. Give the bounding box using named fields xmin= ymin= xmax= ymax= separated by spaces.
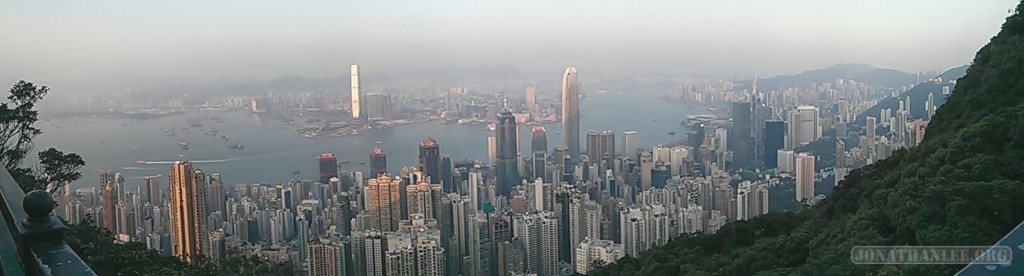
xmin=16 ymin=189 xmax=97 ymax=276
xmin=21 ymin=190 xmax=63 ymax=242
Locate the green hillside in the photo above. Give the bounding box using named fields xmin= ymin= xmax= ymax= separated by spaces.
xmin=590 ymin=3 xmax=1024 ymax=276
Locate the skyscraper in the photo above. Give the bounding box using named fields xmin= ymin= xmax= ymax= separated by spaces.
xmin=367 ymin=173 xmax=401 ymax=232
xmin=318 ymin=152 xmax=338 ymax=184
xmin=496 ymin=102 xmax=519 ymax=197
xmin=145 ymin=175 xmax=160 ymax=206
xmin=350 ymin=64 xmax=363 ymax=119
xmin=795 ymin=153 xmax=816 ymax=202
xmin=531 ymin=126 xmax=547 ymax=181
xmin=622 ymin=130 xmax=639 ymax=160
xmin=731 ymin=102 xmax=753 ymax=168
xmin=419 ymin=138 xmax=442 ymax=186
xmin=101 ymin=168 xmax=118 ymax=232
xmin=562 ymin=67 xmax=580 ymax=160
xmin=587 ymin=130 xmax=616 ymax=173
xmin=763 ymin=120 xmax=786 ymax=168
xmin=525 ymin=85 xmax=537 ymax=112
xmin=370 ymin=148 xmax=387 ymax=177
xmin=168 ymin=161 xmax=209 ymax=263
xmin=866 ymin=116 xmax=877 ymax=150
xmin=365 ymin=93 xmax=392 ymax=121
xmin=207 ymin=173 xmax=223 ymax=218
xmin=787 ymin=106 xmax=820 ymax=149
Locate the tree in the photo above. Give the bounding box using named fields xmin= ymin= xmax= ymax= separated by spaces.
xmin=0 ymin=81 xmax=47 ymax=172
xmin=33 ymin=147 xmax=85 ymax=196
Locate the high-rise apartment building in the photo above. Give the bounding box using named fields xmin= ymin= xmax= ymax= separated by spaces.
xmin=308 ymin=237 xmax=347 ymax=276
xmin=795 ymin=153 xmax=816 ymax=201
xmin=513 ymin=212 xmax=559 ymax=276
xmin=168 ymin=161 xmax=209 ymax=263
xmin=367 ymin=173 xmax=401 ymax=232
xmin=562 ymin=67 xmax=580 ymax=161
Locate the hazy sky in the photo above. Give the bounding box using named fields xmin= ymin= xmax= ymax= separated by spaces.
xmin=0 ymin=0 xmax=1017 ymax=82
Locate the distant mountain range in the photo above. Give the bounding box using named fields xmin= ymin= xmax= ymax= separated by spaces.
xmin=854 ymin=64 xmax=968 ymax=124
xmin=738 ymin=63 xmax=920 ymax=91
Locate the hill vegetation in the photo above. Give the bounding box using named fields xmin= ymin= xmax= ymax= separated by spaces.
xmin=590 ymin=2 xmax=1024 ymax=275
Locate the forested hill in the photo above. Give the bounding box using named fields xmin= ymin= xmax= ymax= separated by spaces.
xmin=589 ymin=2 xmax=1024 ymax=275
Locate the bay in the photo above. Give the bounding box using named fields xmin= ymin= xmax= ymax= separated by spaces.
xmin=35 ymin=90 xmax=715 ymax=191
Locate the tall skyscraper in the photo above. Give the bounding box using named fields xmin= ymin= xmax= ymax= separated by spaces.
xmin=101 ymin=168 xmax=118 ymax=232
xmin=168 ymin=161 xmax=209 ymax=263
xmin=525 ymin=85 xmax=537 ymax=112
xmin=365 ymin=93 xmax=392 ymax=121
xmin=496 ymin=102 xmax=519 ymax=197
xmin=622 ymin=131 xmax=639 ymax=160
xmin=587 ymin=130 xmax=616 ymax=173
xmin=419 ymin=138 xmax=442 ymax=186
xmin=763 ymin=120 xmax=786 ymax=169
xmin=207 ymin=173 xmax=223 ymax=218
xmin=350 ymin=64 xmax=363 ymax=119
xmin=367 ymin=173 xmax=401 ymax=232
xmin=731 ymin=102 xmax=753 ymax=168
xmin=562 ymin=67 xmax=580 ymax=160
xmin=371 ymin=148 xmax=387 ymax=177
xmin=795 ymin=153 xmax=816 ymax=202
xmin=531 ymin=126 xmax=547 ymax=181
xmin=787 ymin=105 xmax=820 ymax=149
xmin=318 ymin=152 xmax=338 ymax=184
xmin=145 ymin=175 xmax=160 ymax=206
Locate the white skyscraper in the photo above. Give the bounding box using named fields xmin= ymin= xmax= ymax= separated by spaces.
xmin=622 ymin=130 xmax=640 ymax=159
xmin=787 ymin=105 xmax=820 ymax=149
xmin=351 ymin=64 xmax=363 ymax=119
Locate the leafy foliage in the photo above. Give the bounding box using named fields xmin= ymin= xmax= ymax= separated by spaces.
xmin=32 ymin=147 xmax=85 ymax=196
xmin=590 ymin=2 xmax=1024 ymax=275
xmin=65 ymin=216 xmax=295 ymax=276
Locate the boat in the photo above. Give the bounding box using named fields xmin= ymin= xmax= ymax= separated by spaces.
xmin=136 ymin=160 xmax=146 ymax=164
xmin=375 ymin=141 xmax=382 ymax=144
xmin=292 ymin=170 xmax=301 ymax=175
xmin=228 ymin=144 xmax=244 ymax=149
xmin=668 ymin=131 xmax=676 ymax=135
xmin=358 ymin=161 xmax=366 ymax=165
xmin=339 ymin=160 xmax=351 ymax=164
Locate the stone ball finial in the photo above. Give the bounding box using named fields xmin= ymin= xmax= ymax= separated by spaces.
xmin=23 ymin=189 xmax=54 ymax=218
